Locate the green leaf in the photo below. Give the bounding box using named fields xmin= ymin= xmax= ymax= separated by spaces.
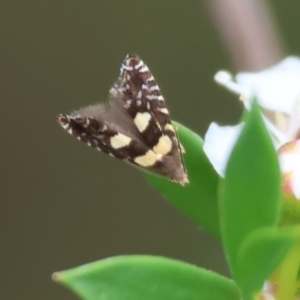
xmin=279 ymin=194 xmax=300 ymax=226
xmin=273 ymin=233 xmax=300 ymax=300
xmin=235 ymin=226 xmax=299 ymax=300
xmin=219 ymin=103 xmax=281 ymax=276
xmin=145 ymin=122 xmax=220 ymax=239
xmin=53 ymin=255 xmax=240 ymax=300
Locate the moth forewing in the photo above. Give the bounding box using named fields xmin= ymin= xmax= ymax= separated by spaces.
xmin=57 ymin=54 xmax=188 ymax=185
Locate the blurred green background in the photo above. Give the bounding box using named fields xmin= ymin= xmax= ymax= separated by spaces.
xmin=1 ymin=1 xmax=299 ymax=299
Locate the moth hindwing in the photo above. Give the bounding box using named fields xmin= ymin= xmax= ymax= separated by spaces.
xmin=57 ymin=54 xmax=188 ymax=185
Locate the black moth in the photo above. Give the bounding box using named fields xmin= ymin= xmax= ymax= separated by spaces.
xmin=57 ymin=55 xmax=188 ymax=185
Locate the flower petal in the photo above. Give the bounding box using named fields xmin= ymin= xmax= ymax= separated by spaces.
xmin=236 ymin=57 xmax=300 ymax=114
xmin=203 ymin=123 xmax=243 ymax=177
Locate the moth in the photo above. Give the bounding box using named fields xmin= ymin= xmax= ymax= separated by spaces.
xmin=57 ymin=55 xmax=188 ymax=185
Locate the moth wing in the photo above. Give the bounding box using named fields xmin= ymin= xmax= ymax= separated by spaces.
xmin=57 ymin=102 xmax=156 ymax=164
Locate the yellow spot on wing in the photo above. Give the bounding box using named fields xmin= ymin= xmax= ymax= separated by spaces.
xmin=164 ymin=123 xmax=175 ymax=132
xmin=134 ymin=112 xmax=151 ymax=132
xmin=153 ymin=135 xmax=172 ymax=155
xmin=158 ymin=107 xmax=169 ymax=114
xmin=110 ymin=133 xmax=131 ymax=149
xmin=134 ymin=150 xmax=158 ymax=167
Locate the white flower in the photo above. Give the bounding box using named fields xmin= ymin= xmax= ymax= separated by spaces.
xmin=203 ymin=123 xmax=243 ymax=177
xmin=205 ymin=57 xmax=300 ymax=199
xmin=214 ymin=57 xmax=300 ymax=146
